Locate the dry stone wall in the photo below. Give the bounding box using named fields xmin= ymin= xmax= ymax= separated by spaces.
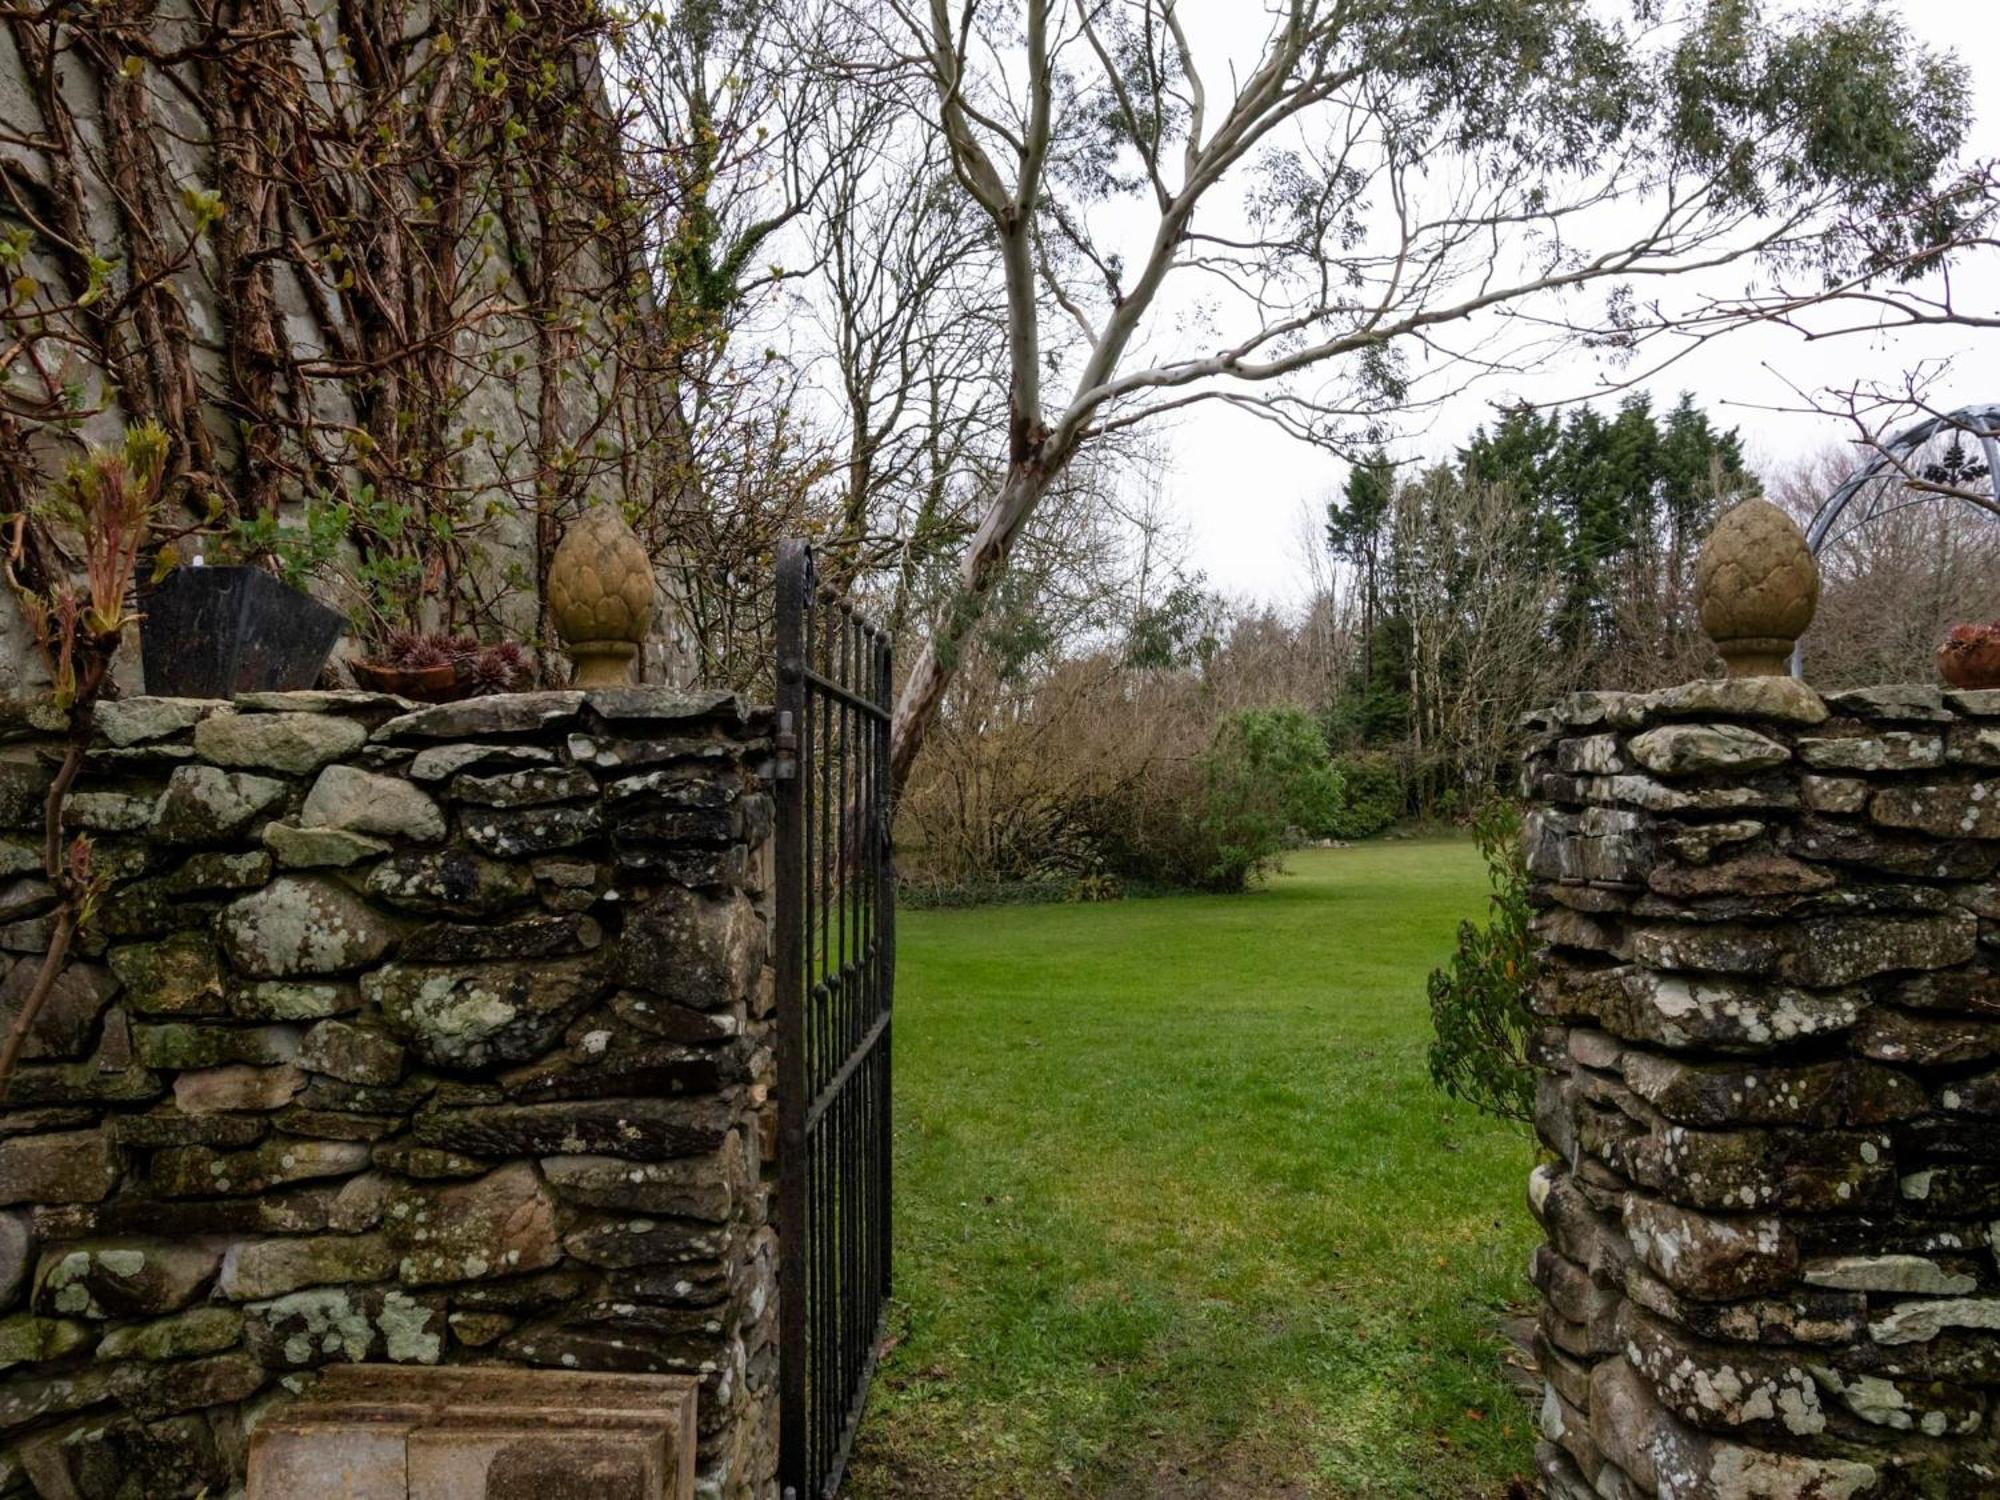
xmin=0 ymin=688 xmax=777 ymax=1499
xmin=1526 ymin=676 xmax=2000 ymax=1499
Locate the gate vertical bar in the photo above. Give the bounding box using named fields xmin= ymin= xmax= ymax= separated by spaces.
xmin=776 ymin=540 xmax=894 ymax=1500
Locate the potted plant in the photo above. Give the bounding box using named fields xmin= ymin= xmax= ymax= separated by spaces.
xmin=140 ymin=499 xmax=347 ymax=698
xmin=351 ymin=630 xmax=530 ymax=700
xmin=1940 ymin=622 xmax=2000 ymax=690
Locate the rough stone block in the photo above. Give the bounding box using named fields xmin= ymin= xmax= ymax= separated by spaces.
xmin=0 ymin=1128 xmax=118 ymax=1206
xmin=300 ymin=766 xmax=445 ymax=842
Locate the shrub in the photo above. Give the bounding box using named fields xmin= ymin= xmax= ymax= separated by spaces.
xmin=1326 ymin=752 xmax=1404 ymax=838
xmin=1425 ymin=798 xmax=1536 ymax=1125
xmin=1200 ymin=707 xmax=1347 ymax=889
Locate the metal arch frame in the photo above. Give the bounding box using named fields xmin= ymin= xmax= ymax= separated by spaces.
xmin=1791 ymin=403 xmax=2000 ymax=677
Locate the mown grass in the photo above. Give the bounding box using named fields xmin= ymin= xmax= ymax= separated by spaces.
xmin=844 ymin=839 xmax=1540 ymax=1499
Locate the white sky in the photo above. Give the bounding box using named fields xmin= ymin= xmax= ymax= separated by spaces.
xmin=1157 ymin=0 xmax=2000 ymax=606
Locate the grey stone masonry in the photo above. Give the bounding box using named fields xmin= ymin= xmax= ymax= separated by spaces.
xmin=1524 ymin=677 xmax=2000 ymax=1499
xmin=0 ymin=689 xmax=777 ymax=1500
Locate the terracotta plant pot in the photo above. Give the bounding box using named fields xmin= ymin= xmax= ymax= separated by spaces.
xmin=1939 ymin=624 xmax=2000 ymax=690
xmin=349 ymin=658 xmax=469 ymax=702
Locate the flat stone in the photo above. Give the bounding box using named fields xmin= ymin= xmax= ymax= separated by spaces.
xmin=0 ymin=1213 xmax=28 ymax=1306
xmin=1853 ymin=1007 xmax=2000 ymax=1068
xmin=1945 ymin=723 xmax=2000 ymax=765
xmin=147 ymin=1138 xmax=371 ymax=1198
xmin=1628 ymin=923 xmax=1782 ymax=976
xmin=1620 ymin=1054 xmax=1852 ymax=1128
xmin=95 ymin=698 xmax=226 ymax=747
xmin=0 ymin=958 xmax=117 ymax=1060
xmin=1778 ymin=911 xmax=1978 ymax=987
xmin=34 ymin=1239 xmax=222 ymax=1318
xmin=602 ymin=888 xmax=760 ymax=1008
xmin=96 ymin=1304 xmax=243 ymax=1361
xmin=401 ymin=914 xmax=601 ymax=964
xmin=1627 ymin=724 xmax=1790 ymax=776
xmin=374 ymin=693 xmax=585 ymax=741
xmin=381 ymin=1161 xmax=561 ymax=1288
xmin=0 ymin=1366 xmax=112 ymax=1430
xmin=406 ymin=742 xmax=557 ymax=782
xmin=113 ymin=1109 xmax=267 ymax=1149
xmin=241 ymin=1284 xmax=444 ymax=1369
xmin=1783 ymin=815 xmax=1997 ymax=879
xmin=173 ymin=1063 xmax=308 ymax=1114
xmin=583 ymin=687 xmax=739 ymax=722
xmin=62 ymin=790 xmax=156 ymax=833
xmin=151 ymin=766 xmax=290 ymax=843
xmin=565 ymin=733 xmax=734 ymax=771
xmin=1870 ymin=1297 xmax=2000 ymax=1345
xmin=193 ymin=712 xmax=368 ymax=774
xmin=132 ymin=1022 xmax=301 ymax=1070
xmin=460 ymin=803 xmax=603 ymax=858
xmin=107 ymin=933 xmax=226 ymax=1016
xmin=1587 ymin=773 xmax=1799 ymax=814
xmin=1798 ymin=731 xmax=1944 ymax=772
xmin=1803 ymin=1254 xmax=1980 ymax=1295
xmin=0 ymin=1128 xmax=117 ymax=1206
xmin=1625 ymin=1313 xmax=1830 ymax=1437
xmin=451 ymin=767 xmax=598 ymax=807
xmin=301 ymin=765 xmax=445 ymax=841
xmin=1825 ymin=684 xmax=1952 ymax=720
xmin=1948 ymin=688 xmax=2000 ymax=717
xmin=217 ymin=1233 xmax=395 ymax=1300
xmin=1620 ymin=1196 xmax=1796 ymax=1300
xmin=1647 ymin=853 xmax=1833 ymax=901
xmin=1642 ymin=676 xmax=1829 ymax=725
xmin=263 ymin=822 xmax=392 ymax=869
xmin=218 ymin=876 xmax=397 ymax=978
xmin=540 ymin=1140 xmax=741 ymax=1221
xmin=365 ymin=849 xmax=534 ymax=914
xmin=1872 ymin=780 xmax=2000 ymax=840
xmin=108 ymin=1348 xmax=266 ymax=1417
xmin=1660 ymin=820 xmax=1763 ymax=865
xmin=366 ymin=959 xmax=602 ymax=1070
xmin=413 ymin=1097 xmax=733 ymax=1160
xmin=0 ymin=1313 xmax=92 ymax=1369
xmin=372 ymin=1145 xmax=490 ymax=1181
xmin=298 ymin=1019 xmax=408 ymax=1085
xmin=229 ymin=978 xmax=361 ymax=1021
xmin=560 ymin=1214 xmax=731 ymax=1269
xmin=1801 ymin=775 xmax=1869 ymax=814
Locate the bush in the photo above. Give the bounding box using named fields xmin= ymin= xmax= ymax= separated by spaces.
xmin=1326 ymin=752 xmax=1404 ymax=839
xmin=1425 ymin=798 xmax=1536 ymax=1125
xmin=1200 ymin=707 xmax=1348 ymax=889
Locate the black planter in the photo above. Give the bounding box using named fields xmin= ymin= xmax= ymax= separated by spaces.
xmin=140 ymin=565 xmax=345 ymax=699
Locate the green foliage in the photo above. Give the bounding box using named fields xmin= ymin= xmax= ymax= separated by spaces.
xmin=217 ymin=499 xmax=351 ymax=591
xmin=1326 ymin=752 xmax=1405 ymax=839
xmin=1425 ymin=798 xmax=1537 ymax=1126
xmin=1200 ymin=707 xmax=1347 ymax=890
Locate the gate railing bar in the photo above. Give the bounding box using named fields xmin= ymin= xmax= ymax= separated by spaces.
xmin=774 ymin=540 xmax=811 ymax=1498
xmin=805 ymin=1009 xmax=890 ymax=1133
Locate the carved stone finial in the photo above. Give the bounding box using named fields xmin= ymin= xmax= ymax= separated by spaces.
xmin=1695 ymin=498 xmax=1820 ymax=678
xmin=547 ymin=507 xmax=656 ymax=688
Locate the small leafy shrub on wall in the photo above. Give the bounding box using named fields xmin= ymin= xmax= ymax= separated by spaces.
xmin=1425 ymin=797 xmax=1536 ymax=1125
xmin=1200 ymin=706 xmax=1347 ymax=890
xmin=1326 ymin=752 xmax=1404 ymax=838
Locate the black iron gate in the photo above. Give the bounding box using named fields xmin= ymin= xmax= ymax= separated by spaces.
xmin=774 ymin=539 xmax=894 ymax=1500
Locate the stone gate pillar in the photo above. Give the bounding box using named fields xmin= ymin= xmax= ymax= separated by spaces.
xmin=1525 ymin=672 xmax=2000 ymax=1495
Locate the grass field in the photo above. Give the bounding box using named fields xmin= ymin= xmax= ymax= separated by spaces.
xmin=843 ymin=840 xmax=1541 ymax=1500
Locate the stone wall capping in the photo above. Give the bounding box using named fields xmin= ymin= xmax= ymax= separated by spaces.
xmin=0 ymin=688 xmax=777 ymax=1497
xmin=1527 ymin=674 xmax=2000 ymax=1495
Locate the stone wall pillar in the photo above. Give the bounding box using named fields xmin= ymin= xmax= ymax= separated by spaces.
xmin=1525 ymin=677 xmax=2000 ymax=1497
xmin=0 ymin=688 xmax=778 ymax=1499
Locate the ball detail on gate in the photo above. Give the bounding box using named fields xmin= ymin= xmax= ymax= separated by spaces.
xmin=548 ymin=505 xmax=656 ymax=687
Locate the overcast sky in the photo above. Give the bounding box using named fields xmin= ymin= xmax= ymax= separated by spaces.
xmin=1158 ymin=0 xmax=1999 ymax=606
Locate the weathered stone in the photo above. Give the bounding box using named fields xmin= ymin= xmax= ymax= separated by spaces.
xmin=218 ymin=876 xmax=396 ymax=978
xmin=1628 ymin=923 xmax=1782 ymax=976
xmin=1621 ymin=1053 xmax=1873 ymax=1129
xmin=1627 ymin=1266 xmax=1865 ymax=1347
xmin=451 ymin=767 xmax=598 ymax=807
xmin=1627 ymin=1312 xmax=1836 ymax=1438
xmin=540 ymin=1139 xmax=742 ymax=1222
xmin=1803 ymin=1254 xmax=1980 ymax=1295
xmin=261 ymin=822 xmax=391 ymax=870
xmin=193 ymin=712 xmax=368 ymax=774
xmin=1800 ymin=774 xmax=1870 ymax=814
xmin=95 ymin=698 xmax=225 ymax=747
xmin=242 ymin=1283 xmax=445 ymax=1368
xmin=62 ymin=790 xmax=158 ymax=833
xmin=604 ymin=887 xmax=760 ymax=1009
xmin=1778 ymin=911 xmax=1978 ymax=987
xmin=297 ymin=1019 xmax=407 ymax=1086
xmin=371 ymin=1144 xmax=490 ymax=1180
xmin=217 ymin=1234 xmax=394 ymax=1300
xmin=565 ymin=733 xmax=736 ymax=771
xmin=461 ymin=802 xmax=603 ymax=858
xmin=401 ymin=914 xmax=602 ymax=964
xmin=1526 ymin=806 xmax=1652 ymax=886
xmin=1647 ymin=852 xmax=1833 ymax=901
xmin=0 ymin=1313 xmax=92 ymax=1369
xmin=132 ymin=1022 xmax=301 ymax=1070
xmin=275 ymin=1105 xmax=400 ymax=1141
xmin=1644 ymin=675 xmax=1830 ymax=725
xmin=35 ymin=1239 xmax=222 ymax=1318
xmin=0 ymin=958 xmax=116 ymax=1060
xmin=501 ymin=1041 xmax=737 ymax=1104
xmin=1621 ymin=1196 xmax=1797 ymax=1300
xmin=96 ymin=1305 xmax=243 ymax=1361
xmin=1797 ymin=730 xmax=1944 ymax=772
xmin=1894 ymin=969 xmax=2000 ymax=1016
xmin=1852 ymin=1007 xmax=2000 ymax=1068
xmin=561 ymin=1214 xmax=733 ymax=1270
xmin=366 ymin=959 xmax=602 ymax=1070
xmin=1873 ymin=780 xmax=2000 ymax=843
xmin=0 ymin=1366 xmax=112 ymax=1431
xmin=1784 ymin=814 xmax=1998 ymax=879
xmin=365 ymin=848 xmax=535 ymax=914
xmin=106 ymin=932 xmax=225 ymax=1016
xmin=172 ymin=1063 xmax=307 ymax=1114
xmin=108 ymin=1349 xmax=266 ymax=1417
xmin=1870 ymin=1297 xmax=2000 ymax=1346
xmin=112 ymin=1109 xmax=267 ymax=1148
xmin=0 ymin=1128 xmax=117 ymax=1206
xmin=384 ymin=1162 xmax=561 ymax=1286
xmin=1946 ymin=722 xmax=2000 ymax=766
xmin=1555 ymin=735 xmax=1623 ymax=775
xmin=147 ymin=1138 xmax=370 ymax=1198
xmin=150 ymin=766 xmax=290 ymax=843
xmin=406 ymin=742 xmax=557 ymax=782
xmin=1628 ymin=723 xmax=1790 ymax=777
xmin=414 ymin=1097 xmax=733 ymax=1160
xmin=229 ymin=978 xmax=361 ymax=1021
xmin=300 ymin=765 xmax=445 ymax=841
xmin=1826 ymin=684 xmax=1952 ymax=720
xmin=375 ymin=693 xmax=586 ymax=741
xmin=0 ymin=1212 xmax=28 ymax=1305
xmin=1660 ymin=820 xmax=1763 ymax=866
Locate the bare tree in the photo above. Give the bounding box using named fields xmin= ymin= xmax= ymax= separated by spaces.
xmin=820 ymin=0 xmax=1991 ymax=784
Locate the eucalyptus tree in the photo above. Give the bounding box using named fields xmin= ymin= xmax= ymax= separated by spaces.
xmin=833 ymin=0 xmax=1987 ymax=785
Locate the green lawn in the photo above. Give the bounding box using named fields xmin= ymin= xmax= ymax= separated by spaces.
xmin=845 ymin=840 xmax=1539 ymax=1500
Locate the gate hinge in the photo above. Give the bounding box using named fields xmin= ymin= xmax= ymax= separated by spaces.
xmin=774 ymin=709 xmax=798 ymax=780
